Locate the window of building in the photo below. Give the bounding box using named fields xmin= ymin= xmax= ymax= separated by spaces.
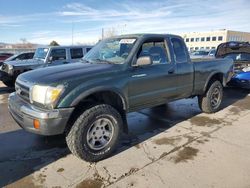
xmin=185 ymin=38 xmax=189 ymax=42
xmin=206 ymin=37 xmax=210 ymax=41
xmin=191 ymin=38 xmax=194 ymax=42
xmin=70 ymin=48 xmax=83 ymax=59
xmin=218 ymin=36 xmax=223 ymax=41
xmin=170 ymin=37 xmax=188 ymax=63
xmin=195 ymin=38 xmax=199 ymax=42
xmin=201 ymin=37 xmax=205 ymax=42
xmin=212 ymin=36 xmax=217 ymax=41
xmin=200 ymin=47 xmax=204 ymax=50
xmin=195 ymin=47 xmax=199 ymax=50
xmin=190 ymin=47 xmax=194 ymax=51
xmin=211 ymin=47 xmax=216 ymax=49
xmin=206 ymin=47 xmax=210 ymax=49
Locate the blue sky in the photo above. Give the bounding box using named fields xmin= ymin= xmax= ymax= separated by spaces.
xmin=0 ymin=0 xmax=250 ymax=45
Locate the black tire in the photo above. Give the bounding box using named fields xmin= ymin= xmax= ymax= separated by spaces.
xmin=198 ymin=80 xmax=223 ymax=113
xmin=2 ymin=79 xmax=15 ymax=87
xmin=66 ymin=104 xmax=123 ymax=162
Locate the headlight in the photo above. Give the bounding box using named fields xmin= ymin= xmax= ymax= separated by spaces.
xmin=30 ymin=85 xmax=64 ymax=108
xmin=8 ymin=65 xmax=13 ymax=70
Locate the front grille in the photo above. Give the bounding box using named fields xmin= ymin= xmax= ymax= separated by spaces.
xmin=15 ymin=80 xmax=31 ymax=102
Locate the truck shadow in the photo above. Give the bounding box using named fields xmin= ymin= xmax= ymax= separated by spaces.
xmin=0 ymin=87 xmax=249 ymax=187
xmin=117 ymin=87 xmax=250 ymax=154
xmin=0 ymin=130 xmax=69 ymax=187
xmin=0 ymin=86 xmax=15 ymax=94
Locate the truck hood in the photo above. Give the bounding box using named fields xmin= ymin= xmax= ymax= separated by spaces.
xmin=4 ymin=59 xmax=44 ymax=67
xmin=18 ymin=62 xmax=121 ymax=85
xmin=216 ymin=42 xmax=250 ymax=58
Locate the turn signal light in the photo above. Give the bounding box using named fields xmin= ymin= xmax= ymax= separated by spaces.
xmin=33 ymin=119 xmax=40 ymax=129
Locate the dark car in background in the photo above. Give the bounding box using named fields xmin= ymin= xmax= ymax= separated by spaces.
xmin=0 ymin=53 xmax=14 ymax=66
xmin=216 ymin=41 xmax=250 ymax=89
xmin=4 ymin=52 xmax=34 ymax=62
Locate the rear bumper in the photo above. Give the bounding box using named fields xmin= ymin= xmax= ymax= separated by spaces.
xmin=8 ymin=92 xmax=74 ymax=135
xmin=228 ymin=78 xmax=250 ymax=89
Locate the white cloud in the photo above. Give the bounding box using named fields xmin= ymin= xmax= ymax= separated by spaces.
xmin=0 ymin=0 xmax=249 ymax=44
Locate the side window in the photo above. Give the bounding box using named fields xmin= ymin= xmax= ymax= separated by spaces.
xmin=138 ymin=39 xmax=169 ymax=64
xmin=86 ymin=48 xmax=92 ymax=53
xmin=171 ymin=38 xmax=188 ymax=63
xmin=70 ymin=48 xmax=83 ymax=59
xmin=50 ymin=49 xmax=66 ymax=61
xmin=27 ymin=53 xmax=34 ymax=59
xmin=17 ymin=54 xmax=26 ymax=60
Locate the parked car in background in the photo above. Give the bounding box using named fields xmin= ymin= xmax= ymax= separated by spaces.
xmin=208 ymin=49 xmax=216 ymax=57
xmin=190 ymin=50 xmax=209 ymax=59
xmin=8 ymin=34 xmax=233 ymax=162
xmin=0 ymin=53 xmax=14 ymax=66
xmin=216 ymin=41 xmax=250 ymax=89
xmin=0 ymin=45 xmax=92 ymax=87
xmin=4 ymin=52 xmax=34 ymax=62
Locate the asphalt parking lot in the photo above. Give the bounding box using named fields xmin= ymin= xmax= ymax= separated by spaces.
xmin=1 ymin=81 xmax=250 ymax=188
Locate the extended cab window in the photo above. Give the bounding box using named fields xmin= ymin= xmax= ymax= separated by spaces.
xmin=171 ymin=38 xmax=188 ymax=63
xmin=138 ymin=39 xmax=169 ymax=64
xmin=70 ymin=48 xmax=83 ymax=59
xmin=50 ymin=49 xmax=66 ymax=60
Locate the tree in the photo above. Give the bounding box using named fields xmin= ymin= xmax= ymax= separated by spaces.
xmin=49 ymin=41 xmax=59 ymax=46
xmin=20 ymin=38 xmax=27 ymax=44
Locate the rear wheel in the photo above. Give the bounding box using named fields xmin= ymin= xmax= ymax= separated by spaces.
xmin=66 ymin=104 xmax=123 ymax=162
xmin=198 ymin=80 xmax=223 ymax=113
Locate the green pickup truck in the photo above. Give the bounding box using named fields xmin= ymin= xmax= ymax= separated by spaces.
xmin=8 ymin=34 xmax=233 ymax=162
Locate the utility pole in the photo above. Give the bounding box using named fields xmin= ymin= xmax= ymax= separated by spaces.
xmin=72 ymin=21 xmax=74 ymax=45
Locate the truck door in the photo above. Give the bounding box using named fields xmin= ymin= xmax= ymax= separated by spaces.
xmin=128 ymin=37 xmax=178 ymax=110
xmin=170 ymin=37 xmax=194 ymax=98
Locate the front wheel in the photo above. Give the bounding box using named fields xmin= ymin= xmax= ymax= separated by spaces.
xmin=198 ymin=80 xmax=223 ymax=113
xmin=66 ymin=104 xmax=123 ymax=162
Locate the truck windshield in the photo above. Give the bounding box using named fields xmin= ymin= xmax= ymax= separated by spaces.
xmin=33 ymin=48 xmax=49 ymax=60
xmin=83 ymin=38 xmax=137 ymax=64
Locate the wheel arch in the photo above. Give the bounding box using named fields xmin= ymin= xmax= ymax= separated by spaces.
xmin=203 ymin=72 xmax=225 ymax=92
xmin=65 ymin=87 xmax=129 ymax=134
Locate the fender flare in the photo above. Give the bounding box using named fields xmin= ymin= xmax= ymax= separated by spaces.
xmin=70 ymin=86 xmax=128 ymax=111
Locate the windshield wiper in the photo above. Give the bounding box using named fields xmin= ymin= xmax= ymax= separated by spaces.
xmin=80 ymin=59 xmax=90 ymax=63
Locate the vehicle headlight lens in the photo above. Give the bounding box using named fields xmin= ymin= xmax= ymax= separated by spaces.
xmin=8 ymin=65 xmax=13 ymax=70
xmin=30 ymin=85 xmax=64 ymax=107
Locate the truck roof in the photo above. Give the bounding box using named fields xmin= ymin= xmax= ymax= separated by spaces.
xmin=110 ymin=33 xmax=182 ymax=39
xmin=36 ymin=45 xmax=94 ymax=49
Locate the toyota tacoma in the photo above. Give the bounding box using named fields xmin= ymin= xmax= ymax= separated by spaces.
xmin=8 ymin=34 xmax=233 ymax=162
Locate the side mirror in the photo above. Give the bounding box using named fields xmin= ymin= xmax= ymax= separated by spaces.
xmin=48 ymin=56 xmax=53 ymax=63
xmin=134 ymin=56 xmax=152 ymax=67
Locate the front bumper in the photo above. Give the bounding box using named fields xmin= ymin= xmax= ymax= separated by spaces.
xmin=0 ymin=70 xmax=13 ymax=82
xmin=8 ymin=92 xmax=74 ymax=135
